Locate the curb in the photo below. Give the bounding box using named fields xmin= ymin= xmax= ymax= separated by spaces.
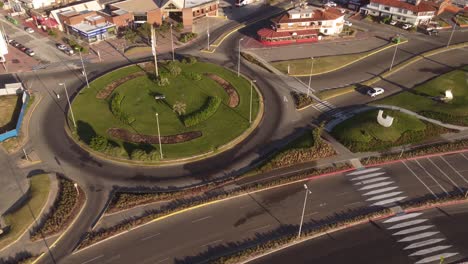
xmin=289 ymin=40 xmax=408 ymax=77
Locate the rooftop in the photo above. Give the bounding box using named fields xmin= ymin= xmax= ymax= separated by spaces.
xmin=370 ymin=0 xmax=437 ymax=12
xmin=273 ymin=7 xmax=344 ymax=24
xmin=111 ymin=0 xmax=159 ymax=12
xmin=72 ymin=21 xmax=114 ymax=32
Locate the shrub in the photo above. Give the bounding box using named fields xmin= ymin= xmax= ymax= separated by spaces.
xmin=47 ymin=29 xmax=57 ymax=38
xmin=89 ymin=135 xmax=109 ymax=151
xmin=188 ymin=56 xmax=197 ymax=64
xmin=188 ymin=72 xmax=202 ymax=81
xmin=110 ymin=92 xmax=134 ymax=124
xmin=157 ymin=75 xmax=170 ymax=87
xmin=175 ymin=22 xmax=184 ymax=32
xmin=181 ymin=96 xmax=222 ymax=127
xmin=291 ymin=91 xmax=314 ymax=109
xmin=179 ymin=32 xmax=197 ymax=43
xmin=130 ymin=149 xmax=147 ymax=160
xmin=167 ymin=62 xmax=181 ymax=76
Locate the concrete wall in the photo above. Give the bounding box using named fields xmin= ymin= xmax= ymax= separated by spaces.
xmin=0 ymin=92 xmax=29 ymax=142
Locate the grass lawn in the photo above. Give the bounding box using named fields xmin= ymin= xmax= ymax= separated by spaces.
xmin=271 ymin=43 xmax=392 ymax=76
xmin=375 ymin=66 xmax=468 ymax=126
xmin=0 ymin=95 xmax=20 ymax=130
xmin=331 ymin=109 xmax=450 ymax=152
xmin=124 ymin=46 xmax=151 ymax=56
xmin=72 ymin=61 xmax=260 ymax=159
xmin=0 ymin=174 xmax=50 ymax=250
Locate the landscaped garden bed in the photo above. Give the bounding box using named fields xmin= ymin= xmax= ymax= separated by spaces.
xmin=375 ymin=66 xmax=468 ymax=126
xmin=71 ymin=60 xmax=261 ymax=161
xmin=331 ymin=109 xmax=452 ymax=152
xmin=291 ymin=91 xmax=315 ymax=109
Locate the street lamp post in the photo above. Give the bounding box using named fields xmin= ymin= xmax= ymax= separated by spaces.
xmin=170 ymin=24 xmax=175 ymax=61
xmin=298 ymin=184 xmax=312 ymax=239
xmin=307 ymin=57 xmax=314 ymax=97
xmin=237 ymin=38 xmax=244 ymax=77
xmin=206 ymin=17 xmax=210 ymax=51
xmin=155 ymin=113 xmax=163 ymax=160
xmin=447 ymin=24 xmax=456 ymax=48
xmin=389 ymin=35 xmax=400 ymax=71
xmin=250 ymin=79 xmax=256 ymax=124
xmin=77 ymin=49 xmax=90 ymax=88
xmin=59 ymin=82 xmax=76 ymax=128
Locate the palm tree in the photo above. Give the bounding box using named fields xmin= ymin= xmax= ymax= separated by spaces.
xmin=173 ymin=101 xmax=186 ymax=116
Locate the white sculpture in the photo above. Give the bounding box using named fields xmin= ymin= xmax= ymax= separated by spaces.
xmin=443 ymin=89 xmax=453 ymax=101
xmin=377 ymin=110 xmax=394 ymax=128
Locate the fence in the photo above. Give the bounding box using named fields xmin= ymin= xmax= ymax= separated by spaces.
xmin=0 ymin=83 xmax=23 ymax=96
xmin=0 ymin=92 xmax=30 ymax=142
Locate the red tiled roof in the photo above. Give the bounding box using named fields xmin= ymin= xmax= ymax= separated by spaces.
xmin=257 ymin=28 xmax=318 ymax=38
xmin=370 ymin=0 xmax=437 ymax=12
xmin=272 ymin=8 xmax=343 ymax=24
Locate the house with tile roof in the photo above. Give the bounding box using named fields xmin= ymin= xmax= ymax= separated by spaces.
xmin=257 ymin=4 xmax=345 ymax=45
xmin=360 ymin=0 xmax=437 ymax=25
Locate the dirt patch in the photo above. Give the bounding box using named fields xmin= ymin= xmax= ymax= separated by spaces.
xmin=107 ymin=128 xmax=202 ymax=144
xmin=0 ymin=95 xmax=21 ymax=131
xmin=96 ymin=72 xmax=146 ymax=99
xmin=205 ymin=73 xmax=240 ymax=107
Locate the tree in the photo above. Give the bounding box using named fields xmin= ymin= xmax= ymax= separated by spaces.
xmin=168 ymin=62 xmax=181 ymax=76
xmin=173 ymin=101 xmax=187 ymax=116
xmin=124 ymin=28 xmax=137 ymax=44
xmin=312 ymin=122 xmax=325 ymax=147
xmin=137 ymin=22 xmax=152 ymax=43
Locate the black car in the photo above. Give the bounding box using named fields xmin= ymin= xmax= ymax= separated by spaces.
xmin=427 ymin=29 xmax=439 ymax=36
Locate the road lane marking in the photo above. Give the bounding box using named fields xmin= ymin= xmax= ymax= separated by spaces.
xmin=414 ymin=160 xmax=448 ymax=195
xmin=200 ymin=239 xmax=223 ymax=247
xmin=350 ymin=172 xmax=386 ymax=181
xmin=415 ymin=253 xmax=459 ymax=264
xmin=353 ymin=177 xmax=390 ymax=185
xmin=388 ymin=219 xmax=429 ymax=229
xmin=347 ymin=167 xmax=382 ymax=176
xmin=249 ymin=224 xmax=271 ymax=233
xmin=384 ymin=212 xmax=423 ymax=223
xmin=81 ymin=255 xmax=104 ymax=264
xmin=371 ymin=196 xmax=406 ymax=206
xmin=155 ymin=258 xmax=169 ymax=263
xmin=191 ymin=216 xmax=212 ymax=223
xmin=402 ymin=161 xmax=437 ymax=198
xmin=440 ymin=156 xmax=468 ymax=184
xmin=427 ymin=158 xmax=463 ymax=193
xmin=366 ymin=192 xmax=403 ymax=201
xmin=141 ymin=233 xmax=161 ymax=241
xmin=398 ymin=231 xmax=439 ymax=242
xmin=404 ymin=238 xmax=445 ymax=250
xmin=344 ymin=201 xmax=362 ymax=207
xmin=305 ymin=211 xmax=319 ymax=217
xmin=362 ymin=187 xmax=399 ymax=196
xmin=358 ymin=181 xmax=394 ymax=190
xmin=392 ymin=225 xmax=434 ymax=236
xmin=409 ymin=245 xmax=452 ymax=256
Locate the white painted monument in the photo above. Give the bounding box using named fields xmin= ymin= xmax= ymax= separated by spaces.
xmin=377 ymin=110 xmax=394 ymax=128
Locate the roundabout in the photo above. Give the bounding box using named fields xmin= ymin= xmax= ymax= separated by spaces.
xmin=70 ymin=59 xmax=262 ymax=163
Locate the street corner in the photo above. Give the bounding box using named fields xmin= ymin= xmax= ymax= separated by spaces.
xmin=0 ymin=47 xmax=38 ymax=74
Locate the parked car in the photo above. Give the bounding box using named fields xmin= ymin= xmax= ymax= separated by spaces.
xmin=12 ymin=41 xmax=21 ymax=47
xmin=19 ymin=45 xmax=27 ymax=52
xmin=64 ymin=48 xmax=75 ymax=56
xmin=25 ymin=48 xmax=35 ymax=56
xmin=344 ymin=20 xmax=352 ymax=26
xmin=324 ymin=1 xmax=337 ymax=7
xmin=426 ymin=29 xmax=439 ymax=36
xmin=24 ymin=27 xmax=34 ymax=33
xmin=402 ymin=23 xmax=412 ymax=30
xmin=56 ymin=43 xmax=67 ymax=50
xmin=367 ymin=87 xmax=385 ymax=97
xmin=389 ymin=20 xmax=397 ymax=25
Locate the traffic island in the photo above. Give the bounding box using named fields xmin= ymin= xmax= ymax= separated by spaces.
xmin=70 ymin=59 xmax=262 ymax=164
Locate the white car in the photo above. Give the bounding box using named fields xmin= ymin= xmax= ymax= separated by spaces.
xmin=56 ymin=44 xmax=67 ymax=50
xmin=367 ymin=87 xmax=385 ymax=97
xmin=402 ymin=23 xmax=412 ymax=30
xmin=24 ymin=27 xmax=34 ymax=33
xmin=389 ymin=20 xmax=397 ymax=26
xmin=324 ymin=1 xmax=337 ymax=7
xmin=344 ymin=21 xmax=352 ymax=26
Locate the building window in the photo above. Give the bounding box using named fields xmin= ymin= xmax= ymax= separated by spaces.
xmin=383 ymin=6 xmax=390 ymax=11
xmin=398 ymin=8 xmax=402 ymax=13
xmin=397 ymin=16 xmax=401 ymax=19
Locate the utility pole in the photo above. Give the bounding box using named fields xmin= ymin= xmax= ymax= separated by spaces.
xmin=170 ymin=24 xmax=175 ymax=61
xmin=151 ymin=25 xmax=159 ymax=77
xmin=307 ymin=57 xmax=314 ymax=97
xmin=447 ymin=24 xmax=456 ymax=48
xmin=237 ymin=38 xmax=244 ymax=77
xmin=155 ymin=113 xmax=163 ymax=160
xmin=59 ymin=82 xmax=76 ymax=128
xmin=77 ymin=49 xmax=90 ymax=88
xmin=389 ymin=35 xmax=400 ymax=71
xmin=206 ymin=16 xmax=210 ymax=51
xmin=298 ymin=184 xmax=311 ymax=239
xmin=250 ymin=80 xmax=256 ymax=124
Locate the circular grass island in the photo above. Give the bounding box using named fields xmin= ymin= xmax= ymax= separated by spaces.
xmin=71 ymin=59 xmax=262 ymax=163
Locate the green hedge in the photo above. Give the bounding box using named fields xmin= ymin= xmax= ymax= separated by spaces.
xmin=110 ymin=92 xmax=133 ymax=125
xmin=181 ymin=96 xmax=222 ymax=127
xmin=179 ymin=32 xmax=198 ymax=43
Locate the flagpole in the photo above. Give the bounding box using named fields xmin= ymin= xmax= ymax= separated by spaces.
xmin=151 ymin=25 xmax=159 ymax=78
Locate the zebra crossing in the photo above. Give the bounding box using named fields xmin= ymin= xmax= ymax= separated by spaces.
xmin=345 ymin=167 xmax=462 ymax=264
xmin=312 ymin=100 xmax=334 ymax=112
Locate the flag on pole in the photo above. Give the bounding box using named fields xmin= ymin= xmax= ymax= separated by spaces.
xmin=0 ymin=29 xmax=8 ymax=58
xmin=151 ymin=26 xmax=156 ymax=56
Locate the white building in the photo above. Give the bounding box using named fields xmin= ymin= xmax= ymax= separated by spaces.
xmin=0 ymin=30 xmax=8 ymax=62
xmin=20 ymin=0 xmax=57 ymax=9
xmin=361 ymin=0 xmax=437 ymax=25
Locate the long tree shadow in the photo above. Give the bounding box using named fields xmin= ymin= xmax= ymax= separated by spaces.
xmin=0 ymin=94 xmax=22 ymax=133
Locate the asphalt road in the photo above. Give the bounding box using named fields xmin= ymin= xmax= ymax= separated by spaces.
xmin=251 ymin=203 xmax=468 ymax=264
xmin=61 ymin=150 xmax=468 ymax=264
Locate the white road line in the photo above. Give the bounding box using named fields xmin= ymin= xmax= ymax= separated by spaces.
xmin=392 ymin=225 xmax=434 ymax=236
xmin=402 ymin=161 xmax=438 ymax=199
xmin=415 ymin=252 xmax=459 ymax=264
xmin=155 ymin=258 xmax=169 ymax=264
xmin=404 ymin=238 xmax=446 ymax=250
xmin=366 ymin=192 xmax=403 ymax=201
xmin=81 ymin=255 xmax=104 ymax=264
xmin=358 ymin=181 xmax=394 ymax=190
xmin=461 ymin=152 xmax=468 ymax=162
xmin=249 ymin=224 xmax=271 ymax=233
xmin=440 ymin=156 xmax=468 ymax=184
xmin=344 ymin=201 xmax=363 ymax=207
xmin=347 ymin=167 xmax=382 ymax=176
xmin=141 ymin=233 xmax=161 ymax=241
xmin=398 ymin=231 xmax=439 ymax=242
xmin=371 ymin=196 xmax=406 ymax=206
xmin=362 ymin=187 xmax=399 ymax=196
xmin=353 ymin=177 xmax=390 ymax=185
xmin=427 ymin=158 xmax=463 ymax=193
xmin=200 ymin=239 xmax=223 ymax=247
xmin=409 ymin=245 xmax=452 ymax=256
xmin=305 ymin=211 xmax=319 ymax=217
xmin=191 ymin=216 xmax=212 ymax=223
xmin=414 ymin=159 xmax=448 ymax=195
xmin=350 ymin=172 xmax=386 ymax=181
xmin=384 ymin=213 xmax=423 ymax=223
xmin=388 ymin=219 xmax=429 ymax=230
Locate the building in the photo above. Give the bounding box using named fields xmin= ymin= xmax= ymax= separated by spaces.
xmin=360 ymin=0 xmax=437 ymax=25
xmin=257 ymin=4 xmax=345 ymax=45
xmin=0 ymin=30 xmax=8 ymax=62
xmin=58 ymin=10 xmax=117 ymax=42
